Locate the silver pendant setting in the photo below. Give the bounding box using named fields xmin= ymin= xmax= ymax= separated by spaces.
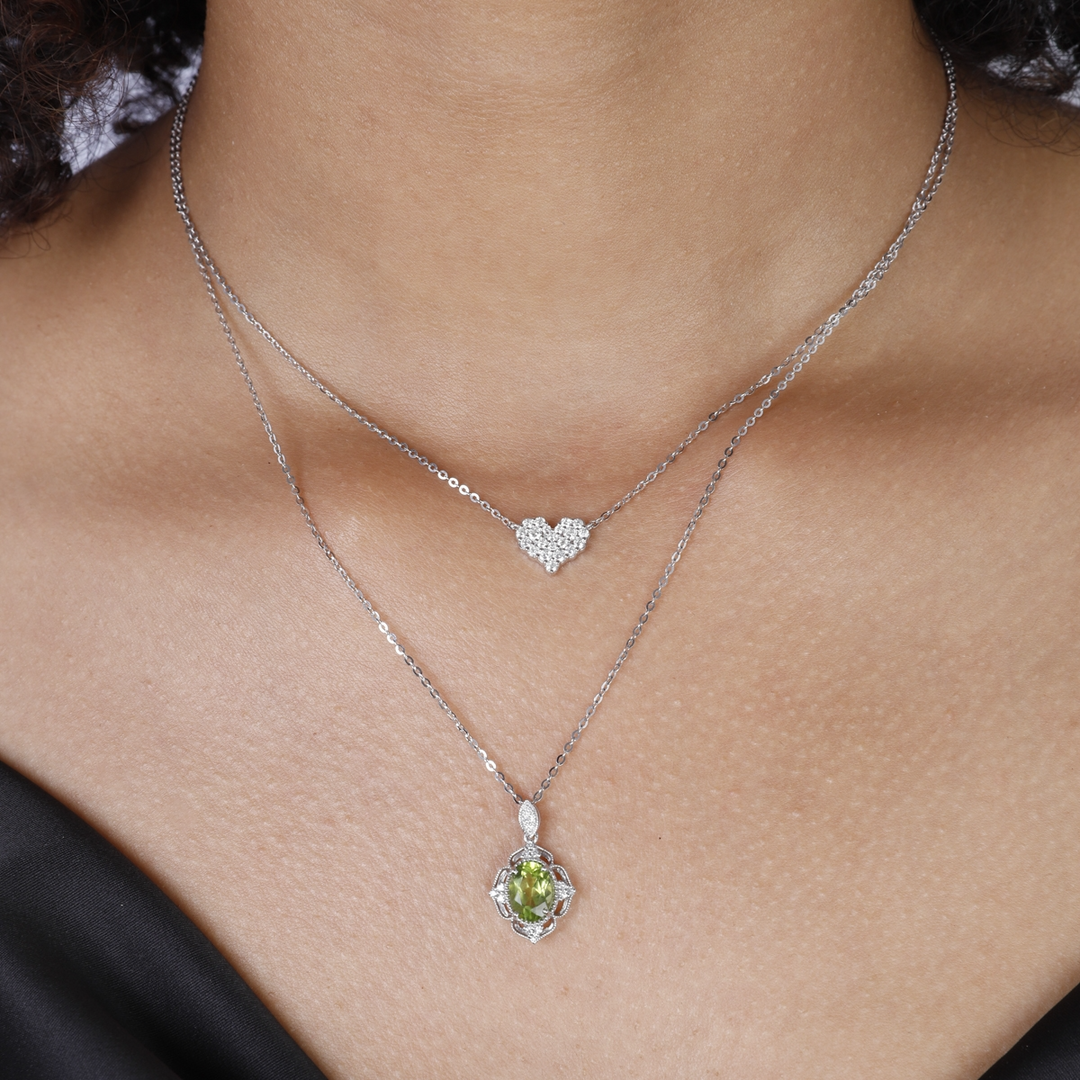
xmin=516 ymin=518 xmax=589 ymax=573
xmin=489 ymin=801 xmax=575 ymax=942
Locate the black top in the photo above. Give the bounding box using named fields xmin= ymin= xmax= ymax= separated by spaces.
xmin=1 ymin=759 xmax=1077 ymax=1079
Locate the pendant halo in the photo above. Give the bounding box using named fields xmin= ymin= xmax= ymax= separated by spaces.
xmin=489 ymin=841 xmax=576 ymax=943
xmin=489 ymin=801 xmax=575 ymax=942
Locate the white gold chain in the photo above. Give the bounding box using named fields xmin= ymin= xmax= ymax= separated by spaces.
xmin=169 ymin=52 xmax=955 ymax=805
xmin=170 ymin=50 xmax=957 ymax=542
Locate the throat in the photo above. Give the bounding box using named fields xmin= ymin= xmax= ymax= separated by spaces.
xmin=178 ymin=0 xmax=951 ymax=502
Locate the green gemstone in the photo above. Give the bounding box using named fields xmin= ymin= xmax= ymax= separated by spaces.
xmin=507 ymin=860 xmax=556 ymax=923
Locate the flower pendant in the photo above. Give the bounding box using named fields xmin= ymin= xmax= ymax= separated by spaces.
xmin=489 ymin=801 xmax=575 ymax=942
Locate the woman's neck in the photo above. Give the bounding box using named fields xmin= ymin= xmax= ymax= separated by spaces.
xmin=179 ymin=0 xmax=949 ymax=492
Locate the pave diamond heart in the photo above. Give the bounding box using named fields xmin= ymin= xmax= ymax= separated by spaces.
xmin=516 ymin=517 xmax=589 ymax=573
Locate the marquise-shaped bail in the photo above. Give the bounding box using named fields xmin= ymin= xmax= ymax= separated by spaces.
xmin=518 ymin=800 xmax=540 ymax=839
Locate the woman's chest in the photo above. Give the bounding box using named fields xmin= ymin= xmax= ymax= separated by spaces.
xmin=2 ymin=414 xmax=1078 ymax=1078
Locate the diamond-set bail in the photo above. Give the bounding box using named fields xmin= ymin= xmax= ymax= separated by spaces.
xmin=518 ymin=799 xmax=540 ymax=840
xmin=490 ymin=800 xmax=575 ymax=942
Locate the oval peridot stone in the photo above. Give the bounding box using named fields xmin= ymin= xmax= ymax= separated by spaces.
xmin=507 ymin=860 xmax=556 ymax=923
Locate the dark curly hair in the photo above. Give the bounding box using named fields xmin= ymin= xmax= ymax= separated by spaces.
xmin=1 ymin=0 xmax=1079 ymax=236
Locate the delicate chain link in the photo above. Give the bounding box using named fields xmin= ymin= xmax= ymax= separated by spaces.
xmin=170 ymin=50 xmax=955 ymax=535
xmin=170 ymin=51 xmax=955 ymax=804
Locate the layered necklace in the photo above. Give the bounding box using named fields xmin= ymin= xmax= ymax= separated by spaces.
xmin=170 ymin=54 xmax=956 ymax=942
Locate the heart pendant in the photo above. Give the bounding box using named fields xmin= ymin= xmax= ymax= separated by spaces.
xmin=516 ymin=517 xmax=589 ymax=573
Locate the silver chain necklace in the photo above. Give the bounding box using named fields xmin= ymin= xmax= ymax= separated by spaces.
xmin=171 ymin=57 xmax=956 ymax=575
xmin=170 ymin=54 xmax=956 ymax=942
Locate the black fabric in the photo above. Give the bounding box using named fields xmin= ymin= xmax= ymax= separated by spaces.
xmin=982 ymin=984 xmax=1080 ymax=1080
xmin=1 ymin=758 xmax=1078 ymax=1079
xmin=0 ymin=760 xmax=327 ymax=1079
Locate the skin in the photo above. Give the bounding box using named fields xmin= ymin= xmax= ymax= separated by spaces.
xmin=1 ymin=0 xmax=1079 ymax=1076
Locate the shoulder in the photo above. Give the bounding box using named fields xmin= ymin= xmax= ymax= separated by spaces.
xmin=0 ymin=114 xmax=176 ymax=348
xmin=861 ymin=89 xmax=1080 ymax=431
xmin=0 ymin=112 xmax=213 ymax=490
